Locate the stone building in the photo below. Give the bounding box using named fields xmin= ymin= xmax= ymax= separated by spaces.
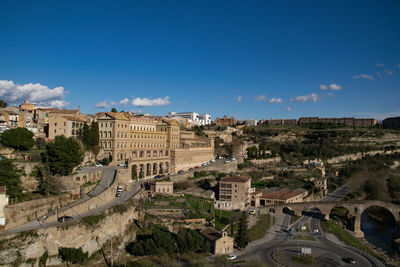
xmin=214 ymin=115 xmax=236 ymax=127
xmin=215 ymin=176 xmax=254 ymax=210
xmin=250 ymin=188 xmax=308 ymax=208
xmin=200 ymin=228 xmax=234 ymax=255
xmin=383 ymin=117 xmax=400 ymax=129
xmin=19 ymin=100 xmax=36 ymax=113
xmin=97 ymin=112 xmax=214 ymax=176
xmin=298 ymin=117 xmax=377 ymax=127
xmin=153 ymin=181 xmax=174 ymax=194
xmin=48 ymin=115 xmax=87 ymax=140
xmin=262 ymin=119 xmax=298 ymax=126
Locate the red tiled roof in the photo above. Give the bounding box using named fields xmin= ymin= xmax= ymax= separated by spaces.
xmin=200 ymin=227 xmax=222 ymax=241
xmin=0 ymin=186 xmax=6 ymax=194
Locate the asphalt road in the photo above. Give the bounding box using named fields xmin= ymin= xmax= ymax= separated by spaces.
xmin=0 ymin=165 xmax=141 ymax=236
xmin=237 ymin=185 xmax=384 ymax=267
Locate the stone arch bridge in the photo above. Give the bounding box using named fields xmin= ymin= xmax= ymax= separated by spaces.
xmin=272 ymin=200 xmax=400 ymax=237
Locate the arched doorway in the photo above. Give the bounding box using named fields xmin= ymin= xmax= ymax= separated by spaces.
xmin=329 ymin=206 xmax=352 ymax=230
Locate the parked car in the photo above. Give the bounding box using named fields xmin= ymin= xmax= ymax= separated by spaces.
xmin=202 ymin=163 xmax=208 ymax=167
xmin=194 ymin=166 xmax=200 ymax=169
xmin=224 ymin=160 xmax=232 ymax=164
xmin=211 ymin=159 xmax=216 ymax=163
xmin=247 ymin=210 xmax=256 ymax=215
xmin=343 ymin=258 xmax=356 ymax=264
xmin=178 ymin=170 xmax=184 ymax=174
xmin=154 ymin=175 xmax=161 ymax=179
xmin=95 ymin=163 xmax=103 ymax=167
xmin=231 ymin=157 xmax=237 ymax=161
xmin=117 ymin=185 xmax=124 ymax=192
xmin=115 ymin=191 xmax=121 ymax=197
xmin=228 ymin=254 xmax=237 ymax=260
xmin=57 ymin=216 xmax=73 ymax=222
xmin=189 ymin=168 xmax=194 ymax=171
xmin=118 ymin=163 xmax=125 ymax=167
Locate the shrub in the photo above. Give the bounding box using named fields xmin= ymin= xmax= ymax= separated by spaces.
xmin=58 ymin=247 xmax=88 ymax=265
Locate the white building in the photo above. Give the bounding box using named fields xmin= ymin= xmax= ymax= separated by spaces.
xmin=168 ymin=112 xmax=211 ymax=126
xmin=0 ymin=186 xmax=9 ymax=228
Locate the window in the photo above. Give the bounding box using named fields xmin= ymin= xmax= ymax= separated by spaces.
xmin=64 ymin=122 xmax=66 ymax=126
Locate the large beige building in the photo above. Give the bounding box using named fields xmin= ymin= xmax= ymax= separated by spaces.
xmin=215 ymin=176 xmax=254 ymax=210
xmin=97 ymin=112 xmax=214 ymax=176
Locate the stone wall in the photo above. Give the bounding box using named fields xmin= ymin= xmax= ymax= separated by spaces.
xmin=45 ymin=168 xmax=131 ymax=224
xmin=4 ymin=194 xmax=74 ymax=230
xmin=14 ymin=162 xmax=40 ymax=192
xmin=171 ymin=147 xmax=214 ymax=172
xmin=250 ymin=157 xmax=282 ymax=165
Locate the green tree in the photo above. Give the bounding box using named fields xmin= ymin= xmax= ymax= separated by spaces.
xmin=31 ymin=165 xmax=57 ymax=196
xmin=81 ymin=123 xmax=91 ymax=148
xmin=89 ymin=121 xmax=99 ymax=146
xmin=176 ymin=228 xmax=204 ymax=253
xmin=131 ymin=165 xmax=137 ymax=179
xmin=39 ymin=250 xmax=48 ymax=267
xmin=35 ymin=137 xmax=47 ymax=149
xmin=0 ymin=159 xmax=23 ymax=201
xmin=45 ymin=135 xmax=83 ymax=176
xmin=0 ymin=99 xmax=7 ymax=108
xmin=1 ymin=127 xmax=35 ymax=150
xmin=246 ymin=146 xmax=258 ymax=159
xmin=111 ymin=107 xmax=117 ymax=112
xmin=58 ymin=247 xmax=88 ymax=265
xmin=236 ymin=211 xmax=250 ymax=248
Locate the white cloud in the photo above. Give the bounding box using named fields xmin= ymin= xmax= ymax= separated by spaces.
xmin=119 ymin=98 xmax=129 ymax=106
xmin=268 ymin=97 xmax=283 ymax=103
xmin=375 ymin=63 xmax=386 ymax=67
xmin=180 ymin=101 xmax=187 ymax=106
xmin=0 ymin=80 xmax=68 ymax=108
xmin=327 ymin=92 xmax=335 ymax=97
xmin=290 ymin=93 xmax=319 ymax=103
xmin=131 ymin=96 xmax=170 ymax=107
xmin=95 ymin=101 xmax=109 ymax=109
xmin=320 ymin=84 xmax=328 ymax=90
xmin=385 ymin=69 xmax=394 ymax=76
xmin=376 ymin=72 xmax=383 ymax=80
xmin=353 ymin=74 xmax=374 ymax=80
xmin=253 ymin=95 xmax=266 ymax=102
xmin=236 ymin=96 xmax=243 ymax=102
xmin=329 ymin=83 xmax=342 ymax=91
xmin=284 ymin=107 xmax=292 ymax=111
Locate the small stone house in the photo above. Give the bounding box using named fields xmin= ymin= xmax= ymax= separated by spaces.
xmin=200 ymin=227 xmax=234 ymax=255
xmin=154 ymin=181 xmax=174 ymax=194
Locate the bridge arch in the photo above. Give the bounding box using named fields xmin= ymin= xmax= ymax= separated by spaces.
xmin=282 ymin=207 xmax=295 ymax=215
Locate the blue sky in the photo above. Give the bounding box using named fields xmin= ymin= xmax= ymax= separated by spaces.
xmin=0 ymin=0 xmax=399 ymax=120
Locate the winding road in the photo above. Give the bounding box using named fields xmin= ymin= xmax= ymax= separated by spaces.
xmin=237 ymin=186 xmax=384 ymax=266
xmin=0 ymin=166 xmax=142 ymax=236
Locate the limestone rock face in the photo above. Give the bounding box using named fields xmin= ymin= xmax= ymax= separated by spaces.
xmin=0 ymin=208 xmax=139 ymax=265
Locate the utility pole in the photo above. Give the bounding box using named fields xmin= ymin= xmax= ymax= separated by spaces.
xmin=175 ymin=243 xmax=180 ymax=263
